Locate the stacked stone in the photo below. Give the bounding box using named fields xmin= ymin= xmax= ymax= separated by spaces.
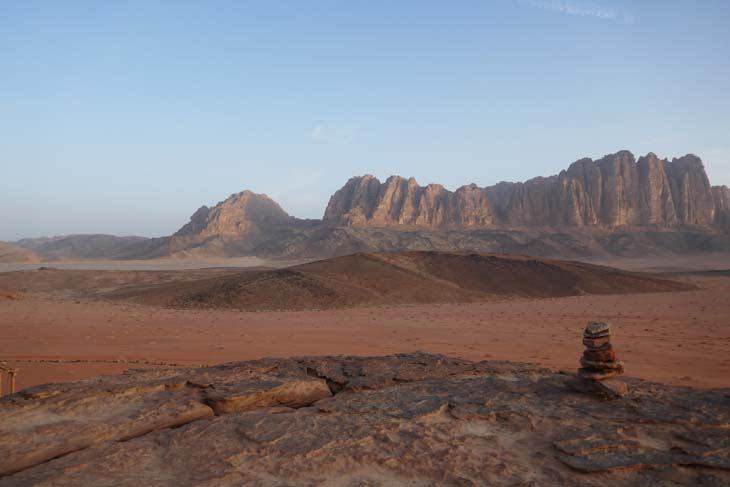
xmin=578 ymin=321 xmax=623 ymax=380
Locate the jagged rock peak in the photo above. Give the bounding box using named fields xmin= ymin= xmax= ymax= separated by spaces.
xmin=323 ymin=151 xmax=726 ymax=229
xmin=175 ymin=190 xmax=291 ymax=237
xmin=324 ymin=174 xmax=494 ymax=227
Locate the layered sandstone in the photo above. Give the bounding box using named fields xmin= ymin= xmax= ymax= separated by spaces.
xmin=1 ymin=353 xmax=728 ymax=485
xmin=324 ymin=151 xmax=730 ymax=229
xmin=713 ymin=185 xmax=730 ymax=226
xmin=324 ymin=175 xmax=495 ymax=227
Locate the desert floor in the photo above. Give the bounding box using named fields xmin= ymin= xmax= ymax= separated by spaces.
xmin=1 ymin=267 xmax=728 ymax=391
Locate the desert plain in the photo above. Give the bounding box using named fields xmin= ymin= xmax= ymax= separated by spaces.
xmin=1 ymin=253 xmax=728 ymax=392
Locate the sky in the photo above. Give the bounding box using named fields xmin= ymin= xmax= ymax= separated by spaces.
xmin=1 ymin=0 xmax=729 ymax=240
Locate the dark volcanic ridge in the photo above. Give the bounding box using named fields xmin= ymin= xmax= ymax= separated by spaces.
xmin=7 ymin=149 xmax=730 ymax=261
xmin=1 ymin=353 xmax=728 ymax=485
xmin=105 ymin=251 xmax=693 ymax=311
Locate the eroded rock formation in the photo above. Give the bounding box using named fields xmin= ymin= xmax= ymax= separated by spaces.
xmin=324 ymin=175 xmax=496 ymax=227
xmin=7 ymin=150 xmax=730 ymax=262
xmin=1 ymin=353 xmax=728 ymax=485
xmin=174 ymin=190 xmax=293 ymax=238
xmin=713 ymin=185 xmax=730 ymax=226
xmin=324 ymin=151 xmax=730 ymax=229
xmin=166 ymin=190 xmax=300 ymax=256
xmin=323 ymin=175 xmax=494 ymax=227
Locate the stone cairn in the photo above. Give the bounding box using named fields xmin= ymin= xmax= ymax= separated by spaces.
xmin=578 ymin=321 xmax=623 ymax=380
xmin=0 ymin=362 xmax=18 ymax=396
xmin=567 ymin=321 xmax=628 ymax=398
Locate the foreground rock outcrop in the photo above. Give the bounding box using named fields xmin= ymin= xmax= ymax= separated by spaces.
xmin=1 ymin=353 xmax=728 ymax=486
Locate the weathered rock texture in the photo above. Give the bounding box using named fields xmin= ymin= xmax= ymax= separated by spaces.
xmin=714 ymin=185 xmax=730 ymax=226
xmin=163 ymin=190 xmax=304 ymax=257
xmin=1 ymin=353 xmax=728 ymax=486
xmin=578 ymin=321 xmax=624 ymax=381
xmin=324 ymin=151 xmax=730 ymax=229
xmin=174 ymin=190 xmax=293 ymax=238
xmin=323 ymin=175 xmax=495 ymax=227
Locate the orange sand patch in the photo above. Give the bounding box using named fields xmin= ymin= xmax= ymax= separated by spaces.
xmin=1 ymin=274 xmax=728 ymax=391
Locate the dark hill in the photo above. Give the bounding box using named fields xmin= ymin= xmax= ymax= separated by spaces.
xmin=106 ymin=251 xmax=693 ymax=311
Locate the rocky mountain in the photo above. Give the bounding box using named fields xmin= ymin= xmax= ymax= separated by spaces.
xmin=323 ymin=175 xmax=495 ymax=227
xmin=713 ymin=185 xmax=730 ymax=226
xmin=13 ymin=234 xmax=150 ymax=261
xmin=324 ymin=151 xmax=729 ymax=229
xmin=0 ymin=242 xmax=39 ymax=263
xmin=164 ymin=190 xmax=316 ymax=257
xmin=173 ymin=190 xmax=294 ymax=239
xmin=8 ymin=150 xmax=730 ymax=262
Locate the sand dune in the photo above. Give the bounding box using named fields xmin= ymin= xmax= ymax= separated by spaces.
xmin=106 ymin=251 xmax=693 ymax=311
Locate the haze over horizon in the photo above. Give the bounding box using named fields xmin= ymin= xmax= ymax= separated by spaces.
xmin=2 ymin=1 xmax=729 ymax=241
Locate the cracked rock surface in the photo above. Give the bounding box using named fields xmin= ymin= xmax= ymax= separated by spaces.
xmin=1 ymin=353 xmax=728 ymax=486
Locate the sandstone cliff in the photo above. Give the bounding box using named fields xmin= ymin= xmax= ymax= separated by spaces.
xmin=324 ymin=151 xmax=730 ymax=229
xmin=713 ymin=185 xmax=730 ymax=226
xmin=324 ymin=175 xmax=495 ymax=227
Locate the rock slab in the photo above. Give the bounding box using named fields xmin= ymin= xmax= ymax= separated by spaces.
xmin=0 ymin=353 xmax=728 ymax=486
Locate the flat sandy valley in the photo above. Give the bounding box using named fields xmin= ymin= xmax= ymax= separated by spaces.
xmin=1 ymin=254 xmax=728 ymax=392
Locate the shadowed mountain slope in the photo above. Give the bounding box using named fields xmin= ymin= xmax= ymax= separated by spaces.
xmin=14 ymin=234 xmax=152 ymax=260
xmin=106 ymin=251 xmax=693 ymax=311
xmin=0 ymin=242 xmax=39 ymax=263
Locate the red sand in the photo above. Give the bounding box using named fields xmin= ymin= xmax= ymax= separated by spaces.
xmin=1 ymin=274 xmax=728 ymax=391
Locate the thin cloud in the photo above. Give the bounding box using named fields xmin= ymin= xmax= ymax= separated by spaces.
xmin=519 ymin=0 xmax=635 ymax=24
xmin=311 ymin=123 xmax=326 ymax=141
xmin=310 ymin=122 xmax=356 ymax=143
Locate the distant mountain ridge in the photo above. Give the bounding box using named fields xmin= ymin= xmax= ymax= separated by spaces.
xmin=324 ymin=151 xmax=729 ymax=228
xmin=7 ymin=150 xmax=730 ymax=262
xmin=0 ymin=242 xmax=40 ymax=263
xmin=13 ymin=234 xmax=152 ymax=260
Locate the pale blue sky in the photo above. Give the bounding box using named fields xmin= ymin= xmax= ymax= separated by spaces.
xmin=2 ymin=1 xmax=729 ymax=240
